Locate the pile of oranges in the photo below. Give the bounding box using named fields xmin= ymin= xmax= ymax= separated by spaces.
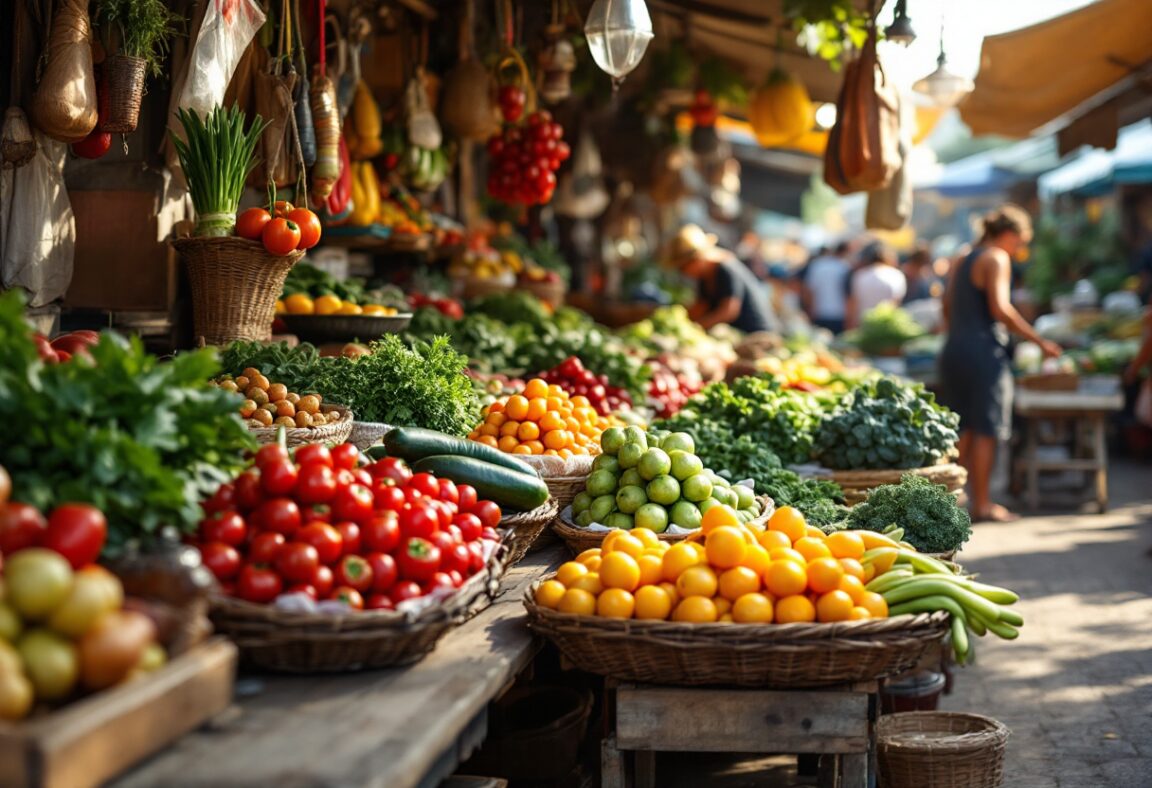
xmin=534 ymin=505 xmax=891 ymax=624
xmin=277 ymin=293 xmax=400 ymax=317
xmin=468 ymin=378 xmax=609 ymax=457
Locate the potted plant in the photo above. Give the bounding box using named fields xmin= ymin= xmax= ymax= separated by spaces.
xmin=95 ymin=0 xmax=181 ymax=133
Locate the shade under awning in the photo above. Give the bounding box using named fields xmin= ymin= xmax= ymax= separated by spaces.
xmin=1039 ymin=119 xmax=1152 ymax=198
xmin=959 ymin=0 xmax=1152 ymax=139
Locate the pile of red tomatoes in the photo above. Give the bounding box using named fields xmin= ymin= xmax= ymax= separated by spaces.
xmin=486 ymin=110 xmax=571 ymax=207
xmin=537 ymin=356 xmax=632 ymax=417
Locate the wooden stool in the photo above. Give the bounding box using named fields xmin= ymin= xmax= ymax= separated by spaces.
xmin=600 ymin=680 xmax=878 ymax=788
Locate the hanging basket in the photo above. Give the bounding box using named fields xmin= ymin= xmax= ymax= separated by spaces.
xmin=99 ymin=54 xmax=148 ymax=134
xmin=172 ymin=235 xmax=303 ymax=346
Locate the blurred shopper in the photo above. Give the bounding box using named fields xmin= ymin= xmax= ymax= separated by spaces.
xmin=801 ymin=241 xmax=851 ymax=333
xmin=671 ymin=224 xmax=780 ymax=333
xmin=903 ymin=243 xmax=939 ymax=303
xmin=938 ymin=205 xmax=1061 ymax=523
xmin=846 ymin=241 xmax=906 ymax=328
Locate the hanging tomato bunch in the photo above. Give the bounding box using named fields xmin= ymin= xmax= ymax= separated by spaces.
xmin=486 ymin=109 xmax=570 ymax=207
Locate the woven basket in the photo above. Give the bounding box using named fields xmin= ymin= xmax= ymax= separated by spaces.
xmin=499 ymin=497 xmax=560 ymax=565
xmin=526 ymin=586 xmax=949 ymax=688
xmin=279 ymin=313 xmax=413 ymax=344
xmin=173 ymin=235 xmax=303 ymax=345
xmin=877 ymin=712 xmax=1010 ymax=788
xmin=518 ymin=279 xmax=567 ymax=309
xmin=462 ymin=276 xmax=514 ymax=301
xmin=518 ymin=454 xmax=594 ymax=511
xmin=99 ymin=54 xmax=147 ymax=133
xmin=249 ymin=405 xmax=354 ymax=448
xmin=210 ymin=546 xmax=509 ymax=672
xmin=824 ymin=463 xmax=967 ymax=507
xmin=349 ymin=421 xmax=394 ymax=450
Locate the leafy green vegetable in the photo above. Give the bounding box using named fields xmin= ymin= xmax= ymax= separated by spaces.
xmin=756 ymin=470 xmax=849 ymax=528
xmin=814 ymin=378 xmax=959 ymax=470
xmin=0 ymin=291 xmax=253 ymax=554
xmin=846 ymin=474 xmax=972 ymax=553
xmin=96 ymin=0 xmax=182 ymax=76
xmin=843 ymin=303 xmax=925 ymax=356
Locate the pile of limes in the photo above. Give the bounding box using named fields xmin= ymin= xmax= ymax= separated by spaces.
xmin=569 ymin=426 xmax=763 ymax=534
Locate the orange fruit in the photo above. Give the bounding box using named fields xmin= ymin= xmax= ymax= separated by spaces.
xmin=637 ymin=554 xmax=664 ymax=587
xmin=849 ymin=607 xmax=872 ymax=620
xmin=517 ymin=421 xmax=541 ymax=442
xmin=539 ymin=412 xmax=566 ymax=432
xmin=555 ymin=561 xmax=589 ymax=587
xmin=498 ymin=435 xmax=519 ymax=453
xmin=526 ymin=398 xmax=548 ymax=422
xmin=743 ymin=544 xmax=773 ymax=577
xmin=769 ymin=547 xmax=808 ymax=566
xmin=477 ymin=435 xmax=499 ymax=448
xmin=486 ymin=412 xmax=507 ymax=427
xmin=713 ymin=597 xmax=733 ymax=616
xmin=524 ymin=440 xmax=545 ymax=455
xmin=662 ymin=542 xmax=703 ymax=581
xmin=837 ymin=574 xmax=866 ymax=604
xmin=826 ymin=531 xmax=866 ymax=560
xmin=816 ymin=590 xmax=855 ymax=622
xmin=632 ymin=529 xmax=662 ymax=550
xmin=543 ymin=430 xmax=570 ymax=450
xmin=599 ymin=552 xmax=641 ymax=591
xmin=700 ymin=504 xmax=740 ymax=534
xmin=658 ymin=581 xmax=680 ymax=606
xmin=546 ymin=396 xmax=565 ymax=411
xmin=504 ymin=395 xmax=529 ymax=421
xmin=765 ymin=560 xmax=808 ymax=598
xmin=768 ymin=507 xmax=807 ymax=543
xmin=672 ymin=596 xmax=718 ymax=623
xmin=524 ymin=378 xmax=549 ymax=399
xmin=858 ymin=591 xmax=889 ymax=619
xmin=535 ymin=580 xmax=566 ymax=609
xmin=775 ymin=594 xmax=816 ymax=623
xmin=479 ymin=423 xmax=500 ymax=438
xmin=634 ymin=585 xmax=674 ymax=620
xmin=486 ymin=401 xmax=505 ymax=414
xmin=611 ymin=533 xmax=645 ymax=558
xmin=547 ymin=384 xmax=565 ymax=397
xmin=597 ymin=588 xmax=636 ymax=619
xmin=718 ymin=566 xmax=761 ymax=601
xmin=757 ymin=529 xmax=792 ymax=552
xmin=732 ymin=592 xmax=774 ymax=623
xmin=571 ymin=572 xmax=604 ymax=595
xmin=500 ymin=420 xmax=521 ymax=437
xmin=571 ymin=395 xmax=590 ymax=408
xmin=576 ymin=548 xmax=603 ymax=563
xmin=581 ymin=555 xmax=602 ymax=572
xmin=557 ymin=588 xmax=596 ymax=616
xmin=806 ymin=557 xmax=846 ymax=594
xmin=512 ymin=445 xmax=532 ymax=455
xmin=676 ymin=565 xmax=718 ymax=599
xmin=705 ymin=526 xmax=748 ymax=569
xmin=794 ymin=537 xmax=832 ymax=562
xmin=601 ymin=530 xmax=625 ymax=553
xmin=839 ymin=558 xmax=866 ymax=582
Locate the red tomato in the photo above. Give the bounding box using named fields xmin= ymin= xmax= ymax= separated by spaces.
xmin=466 ymin=541 xmax=486 ymax=574
xmin=452 ymin=513 xmax=482 ymax=542
xmin=249 ymin=532 xmax=285 ymax=563
xmin=312 ymin=564 xmax=334 ymax=597
xmin=408 ymin=473 xmax=440 ymax=498
xmin=335 ymin=521 xmax=361 ymax=556
xmin=362 ymin=511 xmax=400 ymax=553
xmin=472 ymin=500 xmax=502 ymax=530
xmin=43 ymin=504 xmax=107 ymax=568
xmin=444 ymin=524 xmax=463 ymax=543
xmin=202 ymin=483 xmax=237 ymax=515
xmin=262 ymin=218 xmax=302 ymax=256
xmin=329 ymin=586 xmax=364 ymax=610
xmin=335 ymin=555 xmax=374 ymax=592
xmin=252 ymin=498 xmax=301 ymax=536
xmin=237 ymin=564 xmax=283 ymax=603
xmin=365 ymin=552 xmax=398 ymax=593
xmin=236 ymin=208 xmax=272 ymax=240
xmin=334 ymin=469 xmax=356 ymax=487
xmin=351 ymin=468 xmax=373 ymax=488
xmin=200 ymin=511 xmax=247 ymax=546
xmin=397 ymin=537 xmax=440 ymax=583
xmin=200 ymin=542 xmax=241 ymax=581
xmin=481 ymin=526 xmax=500 ymax=543
xmin=295 ymin=463 xmax=337 ymax=505
xmin=286 ymin=207 xmax=322 ymax=250
xmin=273 ymin=200 xmax=295 ymax=218
xmin=442 ymin=543 xmax=471 ymax=576
xmin=234 ymin=470 xmax=264 ymax=511
xmin=431 ymin=531 xmax=458 ymax=555
xmin=457 ymin=485 xmax=478 ymax=513
xmin=373 ymin=482 xmax=406 ymax=512
xmin=261 ymin=459 xmax=299 ymax=497
xmin=295 ymin=445 xmax=333 ymax=468
xmin=303 ymin=504 xmax=332 ymax=524
xmin=254 ymin=444 xmax=290 ymax=469
xmin=366 ymin=594 xmax=395 ymax=611
xmin=332 ymin=484 xmax=373 ymax=523
xmin=390 ymin=581 xmax=423 ymax=604
xmin=398 ymin=502 xmax=438 ymax=541
xmin=0 ymin=502 xmax=47 ymax=554
xmin=72 ymin=128 xmax=112 ymax=158
xmin=425 ymin=572 xmax=457 ymax=595
xmin=276 ymin=542 xmax=320 ymax=583
xmin=331 ymin=443 xmax=361 ymax=471
xmin=437 ymin=479 xmax=460 ymax=505
xmin=287 ymin=583 xmax=317 ymax=600
xmin=296 ymin=522 xmax=343 ymax=565
xmin=369 ymin=457 xmax=411 ymax=484
xmin=448 ymin=570 xmax=464 ymax=587
xmin=403 ymin=486 xmax=425 ymax=504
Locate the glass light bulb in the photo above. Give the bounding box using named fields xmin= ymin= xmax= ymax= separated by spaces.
xmin=584 ymin=0 xmax=654 ymax=84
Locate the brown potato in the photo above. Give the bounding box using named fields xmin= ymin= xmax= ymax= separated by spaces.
xmin=273 ymin=416 xmax=296 ymax=428
xmin=274 ymin=400 xmax=296 ymax=419
xmin=267 ymin=383 xmax=288 ymax=403
xmin=246 ymin=387 xmax=269 ymax=406
xmin=294 ymin=411 xmax=313 ymax=428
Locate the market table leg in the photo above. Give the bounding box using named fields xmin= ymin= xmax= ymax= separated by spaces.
xmin=1025 ymin=416 xmax=1041 ymax=511
xmin=1093 ymin=414 xmax=1109 ymax=512
xmin=633 ymin=749 xmax=656 ymax=788
xmin=600 ymin=736 xmax=626 ymax=788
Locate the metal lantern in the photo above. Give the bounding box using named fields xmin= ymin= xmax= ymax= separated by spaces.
xmin=538 ymin=26 xmax=577 ymax=104
xmin=913 ymin=20 xmax=973 ymax=107
xmin=584 ymin=0 xmax=654 ymax=88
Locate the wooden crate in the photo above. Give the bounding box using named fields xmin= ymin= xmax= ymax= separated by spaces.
xmin=0 ymin=637 xmax=236 ymax=788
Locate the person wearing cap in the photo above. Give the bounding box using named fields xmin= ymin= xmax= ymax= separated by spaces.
xmin=846 ymin=240 xmax=907 ymax=328
xmin=670 ymin=224 xmax=780 ymax=333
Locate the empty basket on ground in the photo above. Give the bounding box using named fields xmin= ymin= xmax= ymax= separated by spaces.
xmin=877 ymin=711 xmax=1009 ymax=788
xmin=499 ymin=497 xmax=559 ymax=564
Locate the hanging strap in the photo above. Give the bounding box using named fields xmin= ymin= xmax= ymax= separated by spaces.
xmin=317 ymin=0 xmax=327 ymax=77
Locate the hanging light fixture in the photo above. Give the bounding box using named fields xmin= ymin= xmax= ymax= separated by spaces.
xmin=913 ymin=21 xmax=973 ymax=107
xmin=884 ymin=0 xmax=916 ymax=46
xmin=584 ymin=0 xmax=654 ymax=90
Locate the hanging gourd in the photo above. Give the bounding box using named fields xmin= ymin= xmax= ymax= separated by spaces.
xmin=748 ymin=69 xmax=813 ymax=148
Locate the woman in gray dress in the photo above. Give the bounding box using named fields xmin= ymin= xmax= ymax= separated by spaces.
xmin=939 ymin=205 xmax=1061 ymax=522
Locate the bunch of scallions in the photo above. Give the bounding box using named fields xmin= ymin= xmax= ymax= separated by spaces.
xmin=171 ymin=105 xmax=268 ymax=237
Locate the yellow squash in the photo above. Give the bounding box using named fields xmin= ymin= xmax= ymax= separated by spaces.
xmin=749 ymin=69 xmax=813 ymax=148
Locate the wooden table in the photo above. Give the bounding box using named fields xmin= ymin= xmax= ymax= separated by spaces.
xmin=1012 ymin=379 xmax=1125 ymax=512
xmin=601 ymin=680 xmax=879 ymax=788
xmin=113 ymin=545 xmax=564 ymax=788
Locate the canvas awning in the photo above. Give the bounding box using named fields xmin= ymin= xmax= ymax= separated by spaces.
xmin=960 ymin=0 xmax=1152 ymax=140
xmin=1038 ymin=119 xmax=1152 ymax=198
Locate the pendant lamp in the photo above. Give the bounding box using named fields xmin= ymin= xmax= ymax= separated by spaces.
xmin=584 ymin=0 xmax=654 ymax=89
xmin=884 ymin=0 xmax=916 ymax=46
xmin=913 ymin=21 xmax=973 ymax=107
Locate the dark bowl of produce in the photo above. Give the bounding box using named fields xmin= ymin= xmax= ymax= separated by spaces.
xmin=280 ymin=313 xmax=413 ymax=343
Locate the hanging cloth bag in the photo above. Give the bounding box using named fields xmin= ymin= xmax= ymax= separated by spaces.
xmin=30 ymin=0 xmax=99 ymax=143
xmin=865 ymin=91 xmax=914 ymax=229
xmin=249 ymin=0 xmax=301 ymax=189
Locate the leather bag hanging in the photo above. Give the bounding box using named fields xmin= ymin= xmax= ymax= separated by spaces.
xmin=248 ymin=0 xmax=301 ymax=189
xmin=824 ymin=25 xmax=901 ymax=195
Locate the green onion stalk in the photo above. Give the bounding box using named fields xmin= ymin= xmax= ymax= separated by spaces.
xmin=171 ymin=105 xmax=268 ymax=237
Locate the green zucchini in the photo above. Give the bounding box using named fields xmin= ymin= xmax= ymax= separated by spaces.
xmin=372 ymin=427 xmax=538 ymax=477
xmin=411 ymin=455 xmax=549 ymax=512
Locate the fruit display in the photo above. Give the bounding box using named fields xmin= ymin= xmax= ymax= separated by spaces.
xmin=468 ymin=378 xmax=608 ymax=458
xmin=277 ymin=294 xmax=402 ymax=317
xmin=537 ymin=356 xmax=633 ymax=416
xmin=211 ymin=368 xmax=344 ymax=430
xmin=646 ymin=358 xmax=703 ymax=419
xmin=31 ymin=329 xmax=101 ymax=364
xmin=195 ymin=443 xmax=504 ymax=610
xmin=486 ymin=110 xmax=570 ymax=206
xmin=279 ymin=263 xmax=409 ymax=315
xmin=236 ymin=201 xmax=322 ymax=255
xmin=569 ymin=427 xmax=764 ymax=534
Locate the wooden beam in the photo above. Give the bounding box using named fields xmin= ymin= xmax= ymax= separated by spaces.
xmin=649 ymin=0 xmax=778 ymax=27
xmin=394 ymin=0 xmax=439 ymax=21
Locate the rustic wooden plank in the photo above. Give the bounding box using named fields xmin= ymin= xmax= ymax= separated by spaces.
xmin=615 ymin=686 xmax=870 ymax=754
xmin=112 ymin=546 xmax=564 ymax=788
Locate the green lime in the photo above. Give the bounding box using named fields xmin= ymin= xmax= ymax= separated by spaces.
xmin=586 ymin=469 xmax=619 ymax=498
xmin=600 ymin=427 xmax=626 ymax=455
xmin=638 ymin=448 xmax=672 ymax=481
xmin=622 ymin=426 xmax=648 ymax=450
xmin=605 ymin=512 xmax=634 ymax=531
xmin=617 ymin=442 xmax=644 ymax=470
xmin=571 ymin=491 xmax=593 ymax=515
xmin=646 ymin=475 xmax=681 ymax=506
xmin=669 ymin=451 xmax=704 ymax=481
xmin=592 ymin=454 xmax=621 ymax=475
xmin=697 ymin=498 xmax=720 ymax=516
xmin=670 ymin=501 xmax=702 ymax=530
xmin=635 ymin=503 xmax=670 ymax=534
xmin=710 ymin=472 xmax=731 ymax=488
xmin=734 ymin=485 xmax=755 ymax=510
xmin=619 ymin=468 xmax=643 ymax=488
xmin=681 ymin=472 xmax=714 ymax=503
xmin=660 ymin=432 xmax=696 ymax=455
xmin=616 ymin=485 xmax=648 ymax=515
xmin=575 ymin=511 xmax=594 ymax=527
xmin=589 ymin=494 xmax=617 ymax=523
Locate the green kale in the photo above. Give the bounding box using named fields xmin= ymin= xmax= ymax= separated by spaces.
xmin=846 ymin=474 xmax=972 ymax=553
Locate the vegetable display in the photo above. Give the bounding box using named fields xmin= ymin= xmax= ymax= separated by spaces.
xmin=486 ymin=109 xmax=570 ymax=206
xmin=843 ymin=302 xmax=925 ymax=356
xmin=468 ymin=378 xmax=608 ymax=457
xmin=538 ymin=356 xmax=633 ymax=416
xmin=212 ymin=368 xmax=342 ymax=430
xmin=841 ymin=475 xmax=972 ymax=554
xmin=814 ymin=378 xmax=959 ymax=470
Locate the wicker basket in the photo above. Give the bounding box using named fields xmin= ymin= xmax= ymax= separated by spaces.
xmin=461 ymin=275 xmax=514 ymax=301
xmin=823 ymin=463 xmax=967 ymax=507
xmin=249 ymin=405 xmax=354 ymax=448
xmin=877 ymin=712 xmax=1010 ymax=788
xmin=499 ymin=497 xmax=560 ymax=565
xmin=279 ymin=313 xmax=412 ymax=344
xmin=525 ymin=586 xmax=950 ymax=688
xmin=349 ymin=421 xmax=394 ymax=450
xmin=99 ymin=54 xmax=147 ymax=133
xmin=519 ymin=454 xmax=594 ymax=511
xmin=211 ymin=546 xmax=508 ymax=672
xmin=173 ymin=235 xmax=303 ymax=345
